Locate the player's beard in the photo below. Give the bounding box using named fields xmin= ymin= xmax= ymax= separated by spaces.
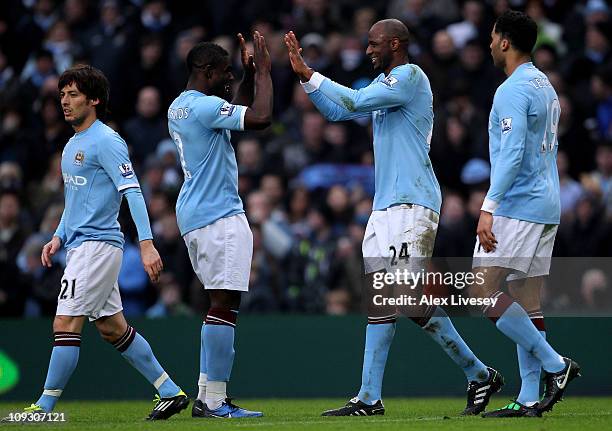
xmin=491 ymin=42 xmax=505 ymax=70
xmin=373 ymin=52 xmax=390 ymax=72
xmin=224 ymin=83 xmax=233 ymax=101
xmin=213 ymin=81 xmax=233 ymax=101
xmin=66 ymin=112 xmax=87 ymax=127
xmin=492 ymin=53 xmax=505 ymax=70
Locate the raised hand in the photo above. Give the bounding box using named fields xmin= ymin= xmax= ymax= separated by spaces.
xmin=252 ymin=30 xmax=271 ymax=73
xmin=237 ymin=33 xmax=255 ymax=75
xmin=284 ymin=31 xmax=313 ymax=82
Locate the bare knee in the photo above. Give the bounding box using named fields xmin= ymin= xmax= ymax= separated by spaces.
xmin=53 ymin=315 xmax=85 ymax=334
xmin=208 ymin=290 xmax=241 ymax=311
xmin=365 ymin=272 xmax=397 ymax=318
xmin=470 ymin=267 xmax=509 ymax=299
xmin=95 ymin=314 xmax=128 ymax=343
xmin=508 ymin=277 xmax=542 ymax=312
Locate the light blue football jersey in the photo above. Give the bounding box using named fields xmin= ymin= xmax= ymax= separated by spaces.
xmin=58 ymin=120 xmax=141 ymax=250
xmin=485 ymin=62 xmax=560 ymax=224
xmin=167 ymin=90 xmax=247 ymax=236
xmin=304 ymin=64 xmax=441 ymax=213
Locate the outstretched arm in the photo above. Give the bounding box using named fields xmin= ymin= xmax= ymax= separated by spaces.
xmin=285 ymin=31 xmax=408 ymax=113
xmin=284 ymin=31 xmax=370 ymax=121
xmin=304 ymin=84 xmax=371 ymax=122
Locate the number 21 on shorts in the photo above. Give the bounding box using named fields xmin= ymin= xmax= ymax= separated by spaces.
xmin=59 ymin=278 xmax=76 ymax=300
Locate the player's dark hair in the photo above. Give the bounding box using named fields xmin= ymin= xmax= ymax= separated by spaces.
xmin=186 ymin=42 xmax=229 ymax=75
xmin=494 ymin=10 xmax=538 ymax=54
xmin=58 ymin=64 xmax=110 ymax=120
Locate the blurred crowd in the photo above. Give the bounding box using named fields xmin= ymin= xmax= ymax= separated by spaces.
xmin=1 ymin=0 xmax=612 ymax=319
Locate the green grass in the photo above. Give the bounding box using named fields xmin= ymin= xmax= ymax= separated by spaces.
xmin=1 ymin=398 xmax=611 ymax=430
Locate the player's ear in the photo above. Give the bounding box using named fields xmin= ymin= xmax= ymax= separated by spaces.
xmin=500 ymin=38 xmax=510 ymax=52
xmin=90 ymin=98 xmax=100 ymax=107
xmin=390 ymin=37 xmax=400 ymax=52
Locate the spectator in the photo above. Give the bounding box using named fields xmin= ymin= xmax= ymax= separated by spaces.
xmin=558 ymin=93 xmax=595 ymax=177
xmin=326 ymin=185 xmax=353 ymax=237
xmin=19 ymin=49 xmax=57 ymax=106
xmin=1 ymin=0 xmax=611 ymax=317
xmin=0 ymin=190 xmax=28 ymax=268
xmin=63 ymin=0 xmax=93 ymax=45
xmin=247 ymin=190 xmax=293 ymax=260
xmin=152 ymin=210 xmax=192 ymax=290
xmin=123 ymin=86 xmax=167 ymax=165
xmin=526 ymin=0 xmax=564 ymax=53
xmin=449 ymin=39 xmax=502 ymax=110
xmin=446 ymin=0 xmax=484 ymax=49
xmin=125 ymin=35 xmax=168 ymax=108
xmin=146 ymin=273 xmax=192 ymax=318
xmin=84 ymin=0 xmax=135 ymax=117
xmin=591 ymin=66 xmax=612 ymax=139
xmin=533 ymin=43 xmax=559 ymax=72
xmin=261 ymin=174 xmax=287 ymax=219
xmin=283 ymin=111 xmax=328 ymax=174
xmin=582 ymin=143 xmax=612 ymax=218
xmin=117 ymin=239 xmax=150 ymax=316
xmin=287 ymin=186 xmax=310 ymax=238
xmin=17 ymin=203 xmax=64 ymax=316
xmin=325 ymin=288 xmax=351 ymax=315
xmin=139 ymin=0 xmax=173 ymax=44
xmin=580 ymin=268 xmax=610 ymax=309
xmin=167 ymin=29 xmax=200 ymax=98
xmin=558 ymin=193 xmax=606 ymax=256
xmin=0 ymin=49 xmax=19 ymax=107
xmin=421 ymin=30 xmax=459 ymax=104
xmin=286 ymin=205 xmax=335 ymax=312
xmin=241 ymin=223 xmax=282 ymax=312
xmin=293 ymin=0 xmax=343 ymax=36
xmin=43 ymin=20 xmax=81 ymax=73
xmin=558 ymin=151 xmax=584 ymax=220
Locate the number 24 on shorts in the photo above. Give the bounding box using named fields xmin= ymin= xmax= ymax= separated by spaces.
xmin=389 ymin=242 xmax=410 ymax=266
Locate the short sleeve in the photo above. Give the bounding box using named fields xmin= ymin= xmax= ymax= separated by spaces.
xmin=97 ymin=133 xmax=140 ymax=192
xmin=193 ymin=95 xmax=247 ymax=131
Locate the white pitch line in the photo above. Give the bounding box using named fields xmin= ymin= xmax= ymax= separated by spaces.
xmin=225 ymin=411 xmax=612 ymax=428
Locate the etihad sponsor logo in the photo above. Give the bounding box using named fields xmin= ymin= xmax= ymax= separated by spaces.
xmin=62 ymin=173 xmax=87 ymax=186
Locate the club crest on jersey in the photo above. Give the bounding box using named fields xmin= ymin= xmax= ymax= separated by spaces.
xmin=501 ymin=117 xmax=512 ymax=134
xmin=382 ymin=76 xmax=398 ymax=87
xmin=73 ymin=150 xmax=85 ymax=166
xmin=118 ymin=163 xmax=135 ymax=178
xmin=219 ymin=103 xmax=236 ymax=117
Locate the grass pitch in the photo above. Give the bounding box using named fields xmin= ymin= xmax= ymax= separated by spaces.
xmin=1 ymin=397 xmax=611 ymax=430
